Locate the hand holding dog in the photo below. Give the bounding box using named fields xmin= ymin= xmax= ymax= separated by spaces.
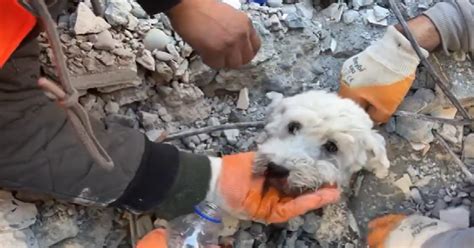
xmin=210 ymin=152 xmax=341 ymax=224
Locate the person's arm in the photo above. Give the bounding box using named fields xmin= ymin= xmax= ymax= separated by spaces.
xmin=395 ymin=0 xmax=473 ymax=54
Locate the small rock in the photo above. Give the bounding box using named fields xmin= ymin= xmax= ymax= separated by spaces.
xmin=144 ymin=29 xmax=172 ymax=51
xmin=153 ymin=62 xmax=174 ymax=83
xmin=32 ymin=213 xmax=79 ymax=247
xmin=322 ymin=3 xmax=347 ymax=22
xmin=166 ymin=44 xmax=181 ymax=60
xmin=74 ymin=3 xmax=111 ymax=35
xmin=153 ymin=51 xmax=175 ymax=62
xmin=97 ymin=52 xmax=115 ymax=66
xmin=302 ymin=212 xmax=320 ymax=234
xmin=373 ymin=5 xmax=390 ymax=21
xmin=219 ymin=215 xmax=239 ymax=237
xmin=463 ymin=134 xmax=474 ymax=165
xmin=235 ymin=230 xmax=254 ymax=248
xmin=127 ymin=14 xmax=139 ymax=30
xmin=267 ymin=0 xmax=283 ymax=7
xmin=105 ymin=114 xmax=138 ymax=128
xmin=79 ymin=42 xmax=93 ymax=51
xmin=0 ymin=191 xmax=37 ymax=231
xmin=94 ymin=30 xmax=117 ymax=50
xmin=353 ymin=0 xmax=374 ymax=10
xmin=130 ymin=1 xmax=148 ymax=18
xmin=224 ymin=129 xmax=240 ymax=145
xmin=366 ymin=9 xmax=388 ymax=26
xmin=394 ymin=174 xmax=412 ymax=196
xmin=104 ymin=101 xmax=120 ymax=114
xmin=342 ymin=10 xmax=360 ymax=24
xmin=444 ymin=195 xmax=453 ymax=203
xmin=237 ymin=88 xmax=250 ymax=110
xmin=104 ymin=0 xmax=132 ymax=26
xmin=136 ymin=50 xmax=156 ymax=71
xmin=145 ymin=129 xmax=165 ymax=141
xmin=82 ymin=57 xmax=98 ymax=71
xmin=283 ymin=12 xmax=306 ymax=29
xmin=410 ymin=188 xmax=423 ymax=204
xmin=140 ymin=111 xmax=160 ymax=130
xmin=462 ymin=198 xmax=471 ymax=206
xmin=432 ymin=199 xmax=447 ymax=218
xmin=287 ymin=216 xmax=304 ymax=232
xmin=136 ymin=215 xmax=154 ymax=239
xmin=440 ymin=207 xmax=470 ymax=228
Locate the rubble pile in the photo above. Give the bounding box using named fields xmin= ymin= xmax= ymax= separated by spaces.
xmin=2 ymin=0 xmax=472 ymax=247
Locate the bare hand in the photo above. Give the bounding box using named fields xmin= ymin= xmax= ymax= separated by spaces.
xmin=167 ymin=0 xmax=261 ymax=69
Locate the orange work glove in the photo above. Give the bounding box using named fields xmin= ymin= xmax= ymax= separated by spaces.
xmin=0 ymin=0 xmax=37 ymax=67
xmin=167 ymin=0 xmax=261 ymax=69
xmin=338 ymin=26 xmax=428 ymax=124
xmin=208 ymin=152 xmax=340 ymax=224
xmin=368 ymin=214 xmax=456 ymax=248
xmin=137 ymin=229 xmax=167 ymax=248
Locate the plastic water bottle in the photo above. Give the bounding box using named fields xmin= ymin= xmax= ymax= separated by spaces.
xmin=167 ymin=201 xmax=223 ymax=247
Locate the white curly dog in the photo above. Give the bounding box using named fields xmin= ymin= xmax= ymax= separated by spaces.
xmin=254 ymin=90 xmax=390 ymax=242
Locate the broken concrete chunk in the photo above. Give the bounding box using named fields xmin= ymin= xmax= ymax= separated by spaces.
xmin=104 ymin=101 xmax=120 ymax=114
xmin=342 ymin=10 xmax=360 ymax=24
xmin=140 ymin=111 xmax=160 ymax=130
xmin=153 ymin=62 xmax=174 ymax=84
xmin=104 ymin=0 xmax=132 ymax=26
xmin=394 ymin=174 xmax=412 ymax=196
xmin=94 ymin=30 xmax=117 ymax=50
xmin=0 ymin=191 xmax=37 ymax=232
xmin=74 ymin=3 xmax=111 ymax=35
xmin=107 ymin=86 xmax=149 ymax=106
xmin=71 ymin=65 xmax=140 ymax=91
xmin=0 ymin=229 xmax=38 ymax=248
xmin=224 ymin=129 xmax=240 ymax=145
xmin=365 ymin=9 xmax=388 ymax=26
xmin=32 ymin=213 xmax=79 ymax=247
xmin=144 ymin=29 xmax=172 ymax=52
xmin=237 ymin=88 xmax=250 ymax=110
xmin=153 ymin=50 xmax=174 ymax=62
xmin=373 ymin=5 xmax=390 ymax=21
xmin=353 ymin=0 xmax=373 ymax=10
xmin=136 ymin=50 xmax=156 ymax=71
xmin=322 ymin=3 xmax=347 ymax=22
xmin=97 ymin=52 xmax=116 ymax=66
xmin=463 ymin=134 xmax=474 ymax=165
xmin=440 ymin=207 xmax=470 ymax=228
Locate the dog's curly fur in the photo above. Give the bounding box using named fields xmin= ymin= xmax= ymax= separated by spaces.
xmin=254 ymin=90 xmax=390 ymax=242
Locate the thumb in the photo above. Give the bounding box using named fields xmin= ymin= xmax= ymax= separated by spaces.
xmin=366 ymin=104 xmax=391 ymax=124
xmin=265 ymin=188 xmax=341 ymax=223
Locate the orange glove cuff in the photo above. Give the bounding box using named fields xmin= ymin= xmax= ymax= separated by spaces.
xmin=137 ymin=229 xmax=168 ymax=248
xmin=367 ymin=214 xmax=407 ymax=248
xmin=339 ymin=74 xmax=415 ymax=124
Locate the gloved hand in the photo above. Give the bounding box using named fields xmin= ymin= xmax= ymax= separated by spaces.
xmin=137 ymin=229 xmax=167 ymax=248
xmin=167 ymin=0 xmax=261 ymax=69
xmin=208 ymin=152 xmax=341 ymax=224
xmin=338 ymin=26 xmax=429 ymax=124
xmin=368 ymin=214 xmax=457 ymax=248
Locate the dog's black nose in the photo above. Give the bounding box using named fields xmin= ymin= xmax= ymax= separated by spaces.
xmin=266 ymin=162 xmax=290 ymax=178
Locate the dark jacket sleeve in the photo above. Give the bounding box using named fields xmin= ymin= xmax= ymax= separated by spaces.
xmin=136 ymin=0 xmax=182 ymax=14
xmin=0 ymin=26 xmax=210 ymax=218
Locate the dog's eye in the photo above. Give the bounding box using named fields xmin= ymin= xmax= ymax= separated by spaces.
xmin=323 ymin=141 xmax=338 ymax=153
xmin=287 ymin=121 xmax=301 ymax=134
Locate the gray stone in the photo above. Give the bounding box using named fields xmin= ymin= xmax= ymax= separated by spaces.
xmin=130 ymin=1 xmax=148 ymax=18
xmin=145 ymin=129 xmax=165 ymax=141
xmin=353 ymin=0 xmax=374 ymax=10
xmin=104 ymin=101 xmax=120 ymax=114
xmin=32 ymin=213 xmax=79 ymax=247
xmin=189 ymin=58 xmax=217 ymax=87
xmin=74 ymin=3 xmax=111 ymax=35
xmin=136 ymin=50 xmax=156 ymax=71
xmin=94 ymin=30 xmax=117 ymax=50
xmin=440 ymin=207 xmax=470 ymax=228
xmin=70 ymin=65 xmax=139 ymax=91
xmin=235 ymin=230 xmax=254 ymax=248
xmin=105 ymin=114 xmax=138 ymax=128
xmin=267 ymin=0 xmax=283 ymax=7
xmin=144 ymin=29 xmax=172 ymax=51
xmin=153 ymin=62 xmax=174 ymax=84
xmin=410 ymin=188 xmax=423 ymax=204
xmin=463 ymin=134 xmax=474 ymax=165
xmin=140 ymin=111 xmax=160 ymax=130
xmin=302 ymin=212 xmax=320 ymax=234
xmin=153 ymin=51 xmax=175 ymax=62
xmin=97 ymin=52 xmax=115 ymax=66
xmin=342 ymin=10 xmax=360 ymax=24
xmin=373 ymin=5 xmax=390 ymax=21
xmin=224 ymin=129 xmax=240 ymax=145
xmin=432 ymin=199 xmax=447 ymax=218
xmin=287 ymin=216 xmax=304 ymax=232
xmin=79 ymin=42 xmax=93 ymax=51
xmin=104 ymin=0 xmax=132 ymax=26
xmin=322 ymin=3 xmax=347 ymax=22
xmin=283 ymin=12 xmax=306 ymax=29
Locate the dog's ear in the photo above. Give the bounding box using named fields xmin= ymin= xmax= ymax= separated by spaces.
xmin=362 ymin=130 xmax=390 ymax=178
